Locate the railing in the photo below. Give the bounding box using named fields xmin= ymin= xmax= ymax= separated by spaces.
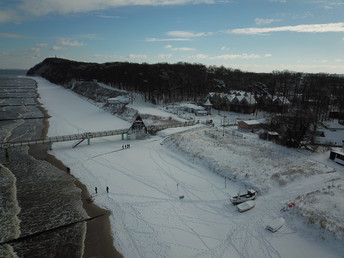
xmin=0 ymin=121 xmax=197 ymax=149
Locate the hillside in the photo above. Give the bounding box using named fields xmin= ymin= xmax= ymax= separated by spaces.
xmin=27 ymin=57 xmax=344 ymax=110
xmin=27 ymin=57 xmax=238 ymax=103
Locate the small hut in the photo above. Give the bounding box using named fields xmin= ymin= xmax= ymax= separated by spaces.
xmin=127 ymin=115 xmax=149 ymax=139
xmin=107 ymin=96 xmax=130 ymax=110
xmin=238 ymin=120 xmax=261 ymax=131
xmin=330 ymin=148 xmax=344 ymax=165
xmin=203 ymin=98 xmax=213 ymax=114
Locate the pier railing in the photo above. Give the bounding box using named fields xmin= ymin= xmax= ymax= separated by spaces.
xmin=0 ymin=121 xmax=196 ymax=149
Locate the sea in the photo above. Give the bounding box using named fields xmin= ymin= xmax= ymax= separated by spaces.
xmin=0 ymin=70 xmax=88 ymax=257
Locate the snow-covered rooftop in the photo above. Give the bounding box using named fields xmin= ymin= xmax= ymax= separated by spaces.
xmin=241 ymin=119 xmax=260 ymax=125
xmin=108 ymin=95 xmax=130 ymax=103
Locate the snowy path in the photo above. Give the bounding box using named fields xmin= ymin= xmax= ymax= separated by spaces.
xmin=50 ymin=136 xmax=341 ymax=258
xmin=34 ymin=76 xmax=344 ymax=258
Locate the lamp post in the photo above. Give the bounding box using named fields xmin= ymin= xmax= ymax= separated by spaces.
xmin=222 ymin=115 xmax=226 ymax=136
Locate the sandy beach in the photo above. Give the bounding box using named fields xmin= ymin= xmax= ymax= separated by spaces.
xmin=29 ymin=96 xmax=122 ymax=257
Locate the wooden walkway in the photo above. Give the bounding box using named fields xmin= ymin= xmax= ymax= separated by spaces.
xmin=0 ymin=121 xmax=196 ymax=149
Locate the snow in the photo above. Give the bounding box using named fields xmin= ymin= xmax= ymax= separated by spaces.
xmin=266 ymin=217 xmax=285 ymax=232
xmin=240 ymin=119 xmax=260 ymax=125
xmin=32 ymin=76 xmax=344 ymax=258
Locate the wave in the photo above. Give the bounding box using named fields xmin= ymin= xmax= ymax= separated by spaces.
xmin=0 ymin=163 xmax=21 ymax=257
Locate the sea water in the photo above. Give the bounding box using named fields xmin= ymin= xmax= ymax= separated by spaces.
xmin=0 ymin=71 xmax=88 ymax=257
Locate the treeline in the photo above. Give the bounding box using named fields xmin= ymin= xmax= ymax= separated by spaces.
xmin=27 ymin=57 xmax=344 ymax=116
xmin=27 ymin=58 xmax=257 ymax=103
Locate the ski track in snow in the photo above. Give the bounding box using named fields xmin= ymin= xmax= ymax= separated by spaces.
xmin=54 ymin=137 xmax=342 ymax=258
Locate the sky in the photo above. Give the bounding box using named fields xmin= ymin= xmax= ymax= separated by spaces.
xmin=0 ymin=0 xmax=344 ymax=73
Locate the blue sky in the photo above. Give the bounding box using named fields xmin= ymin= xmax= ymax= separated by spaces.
xmin=0 ymin=0 xmax=343 ymax=73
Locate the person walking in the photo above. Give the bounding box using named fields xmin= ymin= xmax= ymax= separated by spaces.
xmin=106 ymin=186 xmax=109 ymax=193
xmin=95 ymin=187 xmax=97 ymax=194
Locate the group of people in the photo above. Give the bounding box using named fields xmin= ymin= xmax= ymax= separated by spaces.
xmin=88 ymin=186 xmax=109 ymax=203
xmin=90 ymin=144 xmax=130 ymax=202
xmin=94 ymin=186 xmax=109 ymax=194
xmin=90 ymin=143 xmax=129 ymax=202
xmin=122 ymin=144 xmax=130 ymax=149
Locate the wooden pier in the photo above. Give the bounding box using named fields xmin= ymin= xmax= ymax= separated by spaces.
xmin=0 ymin=121 xmax=196 ymax=150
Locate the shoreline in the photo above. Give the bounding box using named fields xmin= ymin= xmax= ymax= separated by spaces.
xmin=31 ymin=87 xmax=122 ymax=257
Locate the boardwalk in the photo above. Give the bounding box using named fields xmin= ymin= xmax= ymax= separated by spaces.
xmin=0 ymin=121 xmax=196 ymax=149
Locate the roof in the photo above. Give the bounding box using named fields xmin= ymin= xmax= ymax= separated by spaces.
xmin=108 ymin=96 xmax=130 ymax=104
xmin=181 ymin=103 xmax=205 ymax=110
xmin=242 ymin=96 xmax=257 ymax=105
xmin=272 ymin=96 xmax=290 ymax=105
xmin=224 ymin=94 xmax=235 ymax=102
xmin=203 ymin=98 xmax=212 ymax=106
xmin=231 ymin=95 xmax=257 ymax=105
xmin=241 ymin=120 xmax=260 ymax=125
xmin=331 ymin=148 xmax=344 ymax=155
xmin=266 ymin=217 xmax=285 ymax=232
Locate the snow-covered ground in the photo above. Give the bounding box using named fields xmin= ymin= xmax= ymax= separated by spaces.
xmin=33 ymin=77 xmax=344 ymax=258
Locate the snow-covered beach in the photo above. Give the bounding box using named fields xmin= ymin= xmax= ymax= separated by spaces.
xmin=34 ymin=76 xmax=344 ymax=258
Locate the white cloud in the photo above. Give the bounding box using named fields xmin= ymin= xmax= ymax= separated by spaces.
xmin=307 ymin=0 xmax=344 ymax=9
xmin=50 ymin=46 xmax=66 ymax=51
xmin=30 ymin=47 xmax=40 ymax=53
xmin=171 ymin=47 xmax=196 ymax=51
xmin=95 ymin=14 xmax=120 ymax=19
xmin=59 ymin=39 xmax=85 ymax=47
xmin=146 ymin=30 xmax=209 ymax=43
xmin=157 ymin=54 xmax=173 ymax=59
xmin=164 ymin=44 xmax=195 ymax=51
xmin=0 ymin=10 xmax=21 ymax=24
xmin=187 ymin=52 xmax=270 ymax=61
xmin=145 ymin=37 xmax=190 ymax=42
xmin=230 ymin=22 xmax=344 ymax=35
xmin=166 ymin=30 xmax=209 ymax=38
xmin=220 ymin=46 xmax=230 ymax=51
xmin=210 ymin=53 xmax=266 ymax=60
xmin=189 ymin=53 xmax=208 ymax=59
xmin=35 ymin=43 xmax=48 ymax=47
xmin=0 ymin=32 xmax=27 ymax=38
xmin=29 ymin=47 xmax=41 ymax=58
xmin=78 ymin=34 xmax=103 ymax=40
xmin=128 ymin=54 xmax=148 ymax=59
xmin=1 ymin=0 xmax=217 ymax=23
xmin=254 ymin=18 xmax=278 ymax=25
xmin=94 ymin=54 xmax=119 ymax=59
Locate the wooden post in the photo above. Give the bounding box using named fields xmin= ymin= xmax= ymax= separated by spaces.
xmin=87 ymin=138 xmax=90 ymax=145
